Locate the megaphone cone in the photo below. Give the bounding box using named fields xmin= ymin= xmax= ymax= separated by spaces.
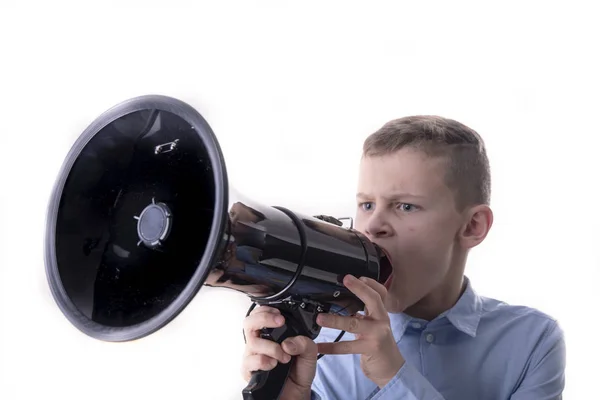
xmin=44 ymin=95 xmax=393 ymax=400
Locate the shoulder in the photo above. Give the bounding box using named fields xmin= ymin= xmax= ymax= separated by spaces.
xmin=477 ymin=294 xmax=565 ymax=357
xmin=468 ymin=294 xmax=566 ymax=390
xmin=480 ymin=294 xmax=561 ymax=330
xmin=474 ymin=295 xmax=566 ymax=393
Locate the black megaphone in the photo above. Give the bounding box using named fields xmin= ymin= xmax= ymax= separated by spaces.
xmin=44 ymin=95 xmax=393 ymax=400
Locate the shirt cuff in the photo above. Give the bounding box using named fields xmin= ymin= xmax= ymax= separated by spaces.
xmin=367 ymin=362 xmax=445 ymax=400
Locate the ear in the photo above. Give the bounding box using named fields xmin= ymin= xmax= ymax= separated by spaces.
xmin=458 ymin=204 xmax=493 ymax=249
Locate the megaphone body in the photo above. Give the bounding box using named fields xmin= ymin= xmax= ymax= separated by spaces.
xmin=45 ymin=95 xmax=393 ymax=400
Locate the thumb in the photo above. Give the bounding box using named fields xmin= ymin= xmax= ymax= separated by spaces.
xmin=281 ymin=336 xmax=318 ymax=389
xmin=282 ymin=335 xmax=317 ymax=357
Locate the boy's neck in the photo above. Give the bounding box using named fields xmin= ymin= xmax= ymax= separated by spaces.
xmin=403 ymin=273 xmax=467 ymax=321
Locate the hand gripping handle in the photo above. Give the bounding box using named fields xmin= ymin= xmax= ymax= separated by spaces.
xmin=242 ymin=320 xmax=297 ymax=400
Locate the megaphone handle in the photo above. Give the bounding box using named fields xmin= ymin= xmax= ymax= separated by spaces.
xmin=242 ymin=320 xmax=298 ymax=400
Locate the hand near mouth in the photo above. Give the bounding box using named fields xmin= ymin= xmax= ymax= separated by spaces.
xmin=316 ymin=274 xmax=405 ymax=389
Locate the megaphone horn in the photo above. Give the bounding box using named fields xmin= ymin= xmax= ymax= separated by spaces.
xmin=44 ymin=95 xmax=393 ymax=400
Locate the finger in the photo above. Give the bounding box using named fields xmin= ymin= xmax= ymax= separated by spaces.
xmin=343 ymin=274 xmax=387 ymax=319
xmin=243 ymin=310 xmax=285 ymax=339
xmin=250 ymin=305 xmax=282 ymax=316
xmin=359 ymin=276 xmax=387 ymax=303
xmin=246 ymin=336 xmax=292 ymax=364
xmin=281 ymin=335 xmax=317 ymax=357
xmin=317 ymin=339 xmax=369 ymax=355
xmin=241 ymin=354 xmax=279 ymax=381
xmin=315 ymin=312 xmax=374 ymax=334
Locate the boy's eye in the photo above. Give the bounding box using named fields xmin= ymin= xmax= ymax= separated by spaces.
xmin=397 ymin=203 xmax=418 ymax=212
xmin=359 ymin=202 xmax=374 ymax=211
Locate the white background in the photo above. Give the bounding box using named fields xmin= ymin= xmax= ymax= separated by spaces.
xmin=1 ymin=1 xmax=598 ymax=399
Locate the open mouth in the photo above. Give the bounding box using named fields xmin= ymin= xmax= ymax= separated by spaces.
xmin=377 ymin=246 xmax=394 ymax=290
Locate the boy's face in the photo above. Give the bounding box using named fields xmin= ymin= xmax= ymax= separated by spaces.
xmin=354 ymin=147 xmax=467 ymax=313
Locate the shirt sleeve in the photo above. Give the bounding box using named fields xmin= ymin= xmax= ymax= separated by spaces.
xmin=366 ymin=362 xmax=445 ymax=400
xmin=508 ymin=320 xmax=566 ymax=400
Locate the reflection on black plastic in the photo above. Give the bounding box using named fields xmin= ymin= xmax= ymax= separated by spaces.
xmin=206 ymin=200 xmax=390 ymax=316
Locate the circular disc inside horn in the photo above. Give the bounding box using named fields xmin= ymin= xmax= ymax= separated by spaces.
xmin=45 ymin=95 xmax=228 ymax=341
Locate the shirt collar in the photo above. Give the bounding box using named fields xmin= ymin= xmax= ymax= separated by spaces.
xmin=442 ymin=276 xmax=483 ymax=337
xmin=388 ymin=276 xmax=483 ymax=340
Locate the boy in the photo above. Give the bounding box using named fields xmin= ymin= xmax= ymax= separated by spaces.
xmin=241 ymin=116 xmax=566 ymax=399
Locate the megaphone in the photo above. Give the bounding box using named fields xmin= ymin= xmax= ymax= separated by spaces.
xmin=44 ymin=95 xmax=393 ymax=400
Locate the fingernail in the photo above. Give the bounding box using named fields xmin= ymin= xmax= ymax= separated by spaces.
xmin=316 ymin=314 xmax=326 ymax=325
xmin=275 ymin=316 xmax=284 ymax=325
xmin=344 ymin=275 xmax=356 ymax=285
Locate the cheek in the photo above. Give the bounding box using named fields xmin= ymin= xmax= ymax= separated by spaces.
xmin=395 ymin=221 xmax=456 ymax=266
xmin=409 ymin=214 xmax=459 ymax=242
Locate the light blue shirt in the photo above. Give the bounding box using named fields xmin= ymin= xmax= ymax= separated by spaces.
xmin=311 ymin=276 xmax=566 ymax=399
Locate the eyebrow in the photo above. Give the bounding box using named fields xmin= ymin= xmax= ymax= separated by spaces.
xmin=356 ymin=192 xmax=427 ymax=200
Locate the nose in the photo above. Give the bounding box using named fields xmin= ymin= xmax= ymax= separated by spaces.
xmin=365 ymin=212 xmax=393 ymax=239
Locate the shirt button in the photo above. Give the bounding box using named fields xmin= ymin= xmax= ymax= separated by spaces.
xmin=411 ymin=322 xmax=421 ymax=329
xmin=425 ymin=333 xmax=435 ymax=343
